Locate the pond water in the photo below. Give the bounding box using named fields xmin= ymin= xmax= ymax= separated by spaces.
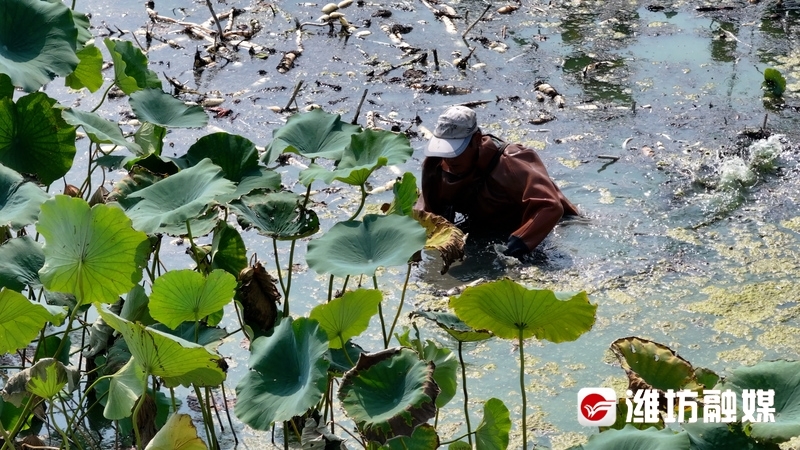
xmin=45 ymin=0 xmax=800 ymax=448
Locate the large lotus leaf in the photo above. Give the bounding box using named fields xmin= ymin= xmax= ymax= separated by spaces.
xmin=104 ymin=39 xmax=162 ymax=95
xmin=151 ymin=323 xmax=227 ymax=347
xmin=97 ymin=305 xmax=226 ymax=388
xmin=149 ymin=269 xmax=236 ymax=330
xmin=306 ymin=214 xmax=427 ymax=278
xmin=262 ymin=108 xmax=361 ymax=164
xmin=231 ymin=167 xmax=281 ymax=199
xmin=299 ymin=128 xmax=412 ymax=186
xmin=413 ymin=210 xmax=466 ymax=275
xmin=338 ymin=347 xmax=439 ymax=443
xmin=0 ymin=164 xmax=49 ymax=230
xmin=130 ymin=88 xmax=208 ymax=129
xmin=395 ymin=330 xmax=457 ymax=409
xmin=410 ymin=310 xmax=492 ymax=343
xmin=145 ymin=413 xmax=208 ymax=450
xmin=65 ymin=44 xmax=103 ymax=92
xmin=104 ymin=358 xmax=146 ymax=420
xmin=683 ymin=421 xmax=779 ymax=450
xmin=62 ymin=108 xmax=143 ymax=154
xmin=117 ymin=159 xmax=235 ymax=235
xmin=610 ymin=337 xmax=698 ymax=392
xmin=475 ymin=398 xmax=511 ymax=450
xmin=0 ymin=93 xmax=77 ymax=185
xmin=71 ymin=11 xmax=91 ymax=50
xmin=715 ymin=360 xmax=800 ymax=443
xmin=234 ymin=317 xmax=330 ymax=430
xmin=384 ymin=172 xmax=418 ymax=216
xmin=0 ymin=288 xmax=65 ymax=354
xmin=230 ymin=191 xmax=319 ymax=240
xmin=572 ymin=425 xmax=690 ymax=450
xmin=181 ymin=132 xmax=258 ymax=182
xmin=309 ymin=288 xmax=381 ymax=349
xmin=37 ymin=196 xmax=150 ymax=305
xmin=0 ymin=0 xmax=79 ymax=92
xmin=450 ymin=280 xmax=596 ymax=341
xmin=380 ymin=424 xmax=439 ymax=450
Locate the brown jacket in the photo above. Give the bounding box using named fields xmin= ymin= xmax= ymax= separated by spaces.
xmin=416 ymin=135 xmax=579 ymax=251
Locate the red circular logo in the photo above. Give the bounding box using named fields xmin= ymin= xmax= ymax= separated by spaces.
xmin=580 ymin=393 xmax=610 ymax=421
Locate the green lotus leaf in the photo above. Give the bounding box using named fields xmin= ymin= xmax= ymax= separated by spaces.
xmin=0 ymin=164 xmax=49 ymax=230
xmin=475 ymin=398 xmax=511 ymax=450
xmin=149 ymin=269 xmax=237 ymax=330
xmin=601 ymin=399 xmax=663 ymax=432
xmin=231 ymin=167 xmax=281 ymax=199
xmin=694 ymin=367 xmax=720 ymax=390
xmin=572 ymin=425 xmax=690 ymax=450
xmin=104 ymin=38 xmax=162 ymax=95
xmin=610 ymin=337 xmax=698 ymax=392
xmin=380 ymin=424 xmax=439 ymax=449
xmin=34 ymin=334 xmax=70 ymax=364
xmin=395 ymin=330 xmax=457 ymax=409
xmin=134 ymin=122 xmax=167 ymax=157
xmin=234 ymin=317 xmax=330 ymax=430
xmin=0 ymin=73 xmax=12 ymax=99
xmin=209 ymin=220 xmax=247 ymax=276
xmin=384 ymin=172 xmax=418 ymax=216
xmin=763 ymin=68 xmax=786 ymax=97
xmin=71 ymin=11 xmax=92 ymax=50
xmin=0 ymin=288 xmax=65 ymax=354
xmin=683 ymin=421 xmax=779 ymax=450
xmin=116 ymin=159 xmax=235 ymax=235
xmin=65 ymin=43 xmax=103 ymax=92
xmin=181 ymin=132 xmax=258 ymax=181
xmin=410 ymin=310 xmax=492 ymax=343
xmin=328 ymin=340 xmax=365 ymax=374
xmin=413 ymin=210 xmax=466 ymax=275
xmin=230 ymin=191 xmax=319 ymax=240
xmin=309 ymin=288 xmax=381 ymax=349
xmin=145 ymin=413 xmax=208 ymax=450
xmin=715 ymin=360 xmax=800 ymax=443
xmin=62 ymin=108 xmax=143 ymax=154
xmin=104 ymin=358 xmax=147 ymax=420
xmin=0 ymin=92 xmax=77 ymax=185
xmin=263 ymin=108 xmax=361 ymax=164
xmin=449 ymin=442 xmax=472 ymax=450
xmin=151 ymin=322 xmax=227 ymax=347
xmin=97 ymin=305 xmax=226 ymax=388
xmin=450 ymin=280 xmax=596 ymax=341
xmin=301 ymin=417 xmax=347 ymax=450
xmin=338 ymin=347 xmax=439 ymax=443
xmin=299 ymin=128 xmax=413 ymax=186
xmin=0 ymin=0 xmax=79 ymax=92
xmin=25 ymin=358 xmax=79 ymax=401
xmin=130 ymin=88 xmax=208 ymax=128
xmin=306 ymin=214 xmax=427 ymax=278
xmin=37 ymin=196 xmax=150 ymax=305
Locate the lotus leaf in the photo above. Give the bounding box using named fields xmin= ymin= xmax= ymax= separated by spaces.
xmin=151 ymin=322 xmax=227 ymax=347
xmin=338 ymin=347 xmax=439 ymax=443
xmin=134 ymin=122 xmax=167 ymax=157
xmin=71 ymin=11 xmax=92 ymax=50
xmin=65 ymin=44 xmax=103 ymax=92
xmin=129 ymin=88 xmax=208 ymax=128
xmin=97 ymin=305 xmax=227 ymax=388
xmin=230 ymin=191 xmax=319 ymax=240
xmin=181 ymin=132 xmax=258 ymax=181
xmin=475 ymin=398 xmax=511 ymax=450
xmin=0 ymin=73 xmax=12 ymax=99
xmin=384 ymin=172 xmax=418 ymax=216
xmin=120 ymin=284 xmax=155 ymax=325
xmin=0 ymin=165 xmax=49 ymax=231
xmin=610 ymin=337 xmax=699 ymax=392
xmin=145 ymin=413 xmax=208 ymax=450
xmin=306 ymin=214 xmax=427 ymax=278
xmin=450 ymin=280 xmax=596 ymax=341
xmin=395 ymin=330 xmax=458 ymax=409
xmin=0 ymin=92 xmax=77 ymax=185
xmin=449 ymin=443 xmax=472 ymax=450
xmin=104 ymin=358 xmax=146 ymax=420
xmin=410 ymin=310 xmax=492 ymax=343
xmin=683 ymin=421 xmax=779 ymax=450
xmin=301 ymin=418 xmax=347 ymax=450
xmin=104 ymin=39 xmax=162 ymax=95
xmin=0 ymin=288 xmax=65 ymax=354
xmin=234 ymin=317 xmax=330 ymax=430
xmin=328 ymin=341 xmax=365 ymax=374
xmin=62 ymin=108 xmax=143 ymax=154
xmin=263 ymin=108 xmax=361 ymax=164
xmin=209 ymin=220 xmax=247 ymax=276
xmin=0 ymin=0 xmax=80 ymax=91
xmin=715 ymin=360 xmax=800 ymax=443
xmin=231 ymin=167 xmax=282 ymax=198
xmin=299 ymin=128 xmax=413 ymax=186
xmin=116 ymin=159 xmax=235 ymax=235
xmin=763 ymin=68 xmax=786 ymax=97
xmin=309 ymin=288 xmax=382 ymax=349
xmin=37 ymin=196 xmax=150 ymax=305
xmin=413 ymin=210 xmax=466 ymax=275
xmin=380 ymin=424 xmax=439 ymax=449
xmin=34 ymin=334 xmax=70 ymax=364
xmin=15 ymin=358 xmax=78 ymax=402
xmin=149 ymin=269 xmax=237 ymax=330
xmin=572 ymin=425 xmax=690 ymax=450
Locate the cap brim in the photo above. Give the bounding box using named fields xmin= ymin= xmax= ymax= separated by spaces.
xmin=425 ymin=135 xmax=470 ymax=158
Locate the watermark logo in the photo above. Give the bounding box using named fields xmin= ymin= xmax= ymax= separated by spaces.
xmin=577 ymin=388 xmax=617 ymax=426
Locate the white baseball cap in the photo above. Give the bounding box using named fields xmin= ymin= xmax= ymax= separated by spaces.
xmin=424 ymin=106 xmax=478 ymax=158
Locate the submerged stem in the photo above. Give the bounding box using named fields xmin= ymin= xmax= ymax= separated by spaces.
xmin=386 ymin=263 xmax=412 ymax=345
xmin=458 ymin=341 xmax=473 ymax=446
xmin=518 ymin=328 xmax=527 ymax=450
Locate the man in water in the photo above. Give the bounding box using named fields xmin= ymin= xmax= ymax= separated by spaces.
xmin=415 ymin=105 xmax=580 ymax=258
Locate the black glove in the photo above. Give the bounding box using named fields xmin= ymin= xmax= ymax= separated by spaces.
xmin=503 ymin=235 xmax=529 ymax=258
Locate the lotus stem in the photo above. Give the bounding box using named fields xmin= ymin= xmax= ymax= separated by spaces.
xmin=283 ymin=423 xmax=289 ymax=450
xmin=288 ymin=418 xmax=302 ymax=442
xmin=90 ymin=82 xmax=115 ymax=113
xmin=348 ymin=184 xmax=368 ymax=221
xmin=1 ymin=395 xmax=36 ymax=450
xmin=386 ymin=263 xmax=412 ymax=345
xmin=458 ymin=341 xmax=473 ymax=446
xmin=372 ymin=275 xmax=388 ymax=348
xmin=170 ymin=387 xmax=178 ymax=413
xmin=194 ymin=385 xmax=216 ymax=450
xmin=53 ymin=297 xmax=82 ymax=365
xmin=220 ymin=383 xmax=239 ymax=444
xmin=51 ymin=399 xmax=71 ymax=449
xmin=205 ymin=0 xmax=226 ymax=43
xmin=131 ymin=389 xmax=147 ymax=450
xmin=149 ymin=236 xmax=162 ymax=282
xmin=439 ymin=432 xmax=475 ymax=446
xmin=272 ymin=238 xmax=287 ymax=297
xmin=518 ymin=328 xmax=528 ymax=450
xmin=205 ymin=386 xmax=221 ymax=449
xmin=284 ymin=239 xmax=297 ymax=317
xmin=328 ymin=274 xmax=334 ymax=303
xmin=340 ymin=336 xmax=355 ymax=366
xmin=342 ymin=275 xmax=350 ymax=292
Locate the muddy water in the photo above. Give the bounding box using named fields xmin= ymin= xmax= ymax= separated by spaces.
xmin=54 ymin=0 xmax=800 ymax=447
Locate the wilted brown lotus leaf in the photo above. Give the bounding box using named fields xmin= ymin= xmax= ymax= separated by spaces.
xmin=412 ymin=210 xmax=466 ymax=274
xmin=237 ymin=261 xmax=281 ymax=333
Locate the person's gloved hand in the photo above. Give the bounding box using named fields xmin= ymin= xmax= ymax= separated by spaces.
xmin=502 ymin=235 xmax=529 ymax=258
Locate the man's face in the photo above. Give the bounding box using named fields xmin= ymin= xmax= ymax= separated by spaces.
xmin=442 ymin=134 xmax=479 ymax=176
